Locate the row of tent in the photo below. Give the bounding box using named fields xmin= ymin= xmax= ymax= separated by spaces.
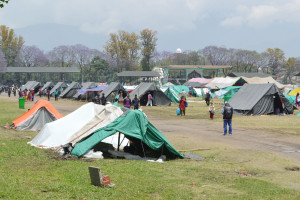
xmin=11 ymin=100 xmax=183 ymax=159
xmin=21 ymin=81 xmax=173 ymax=106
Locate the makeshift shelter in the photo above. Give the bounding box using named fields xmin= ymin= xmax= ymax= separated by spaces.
xmin=12 ymin=100 xmax=63 ymax=131
xmin=241 ymin=76 xmax=285 ymax=89
xmin=130 ymin=83 xmax=171 ymax=106
xmin=100 ymin=82 xmax=127 ymax=102
xmin=228 ymin=72 xmax=270 ymax=78
xmin=59 ymin=82 xmax=81 ymax=98
xmin=288 ymin=87 xmax=300 ymax=96
xmin=193 ymin=88 xmax=210 ymax=97
xmin=216 ymin=86 xmax=242 ymax=99
xmin=285 ymin=95 xmax=296 ymax=104
xmin=228 ymin=83 xmax=293 ymax=115
xmin=124 ymin=85 xmax=137 ymax=93
xmin=50 ymin=82 xmax=68 ymax=95
xmin=71 ymin=110 xmax=184 ymax=159
xmin=171 ymin=85 xmax=189 ymax=95
xmin=21 ymin=81 xmax=41 ymax=92
xmin=73 ymin=82 xmax=98 ymax=100
xmin=163 ymin=82 xmax=174 ymax=87
xmin=184 ymin=78 xmax=212 ymax=88
xmin=164 ymin=87 xmax=179 ymax=104
xmin=29 ymin=103 xmax=123 ymax=148
xmin=40 ymin=82 xmax=54 ymax=92
xmin=205 ymin=77 xmax=243 ymax=89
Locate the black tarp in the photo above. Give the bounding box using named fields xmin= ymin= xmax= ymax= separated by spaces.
xmin=228 ymin=83 xmax=294 ymax=115
xmin=129 ymin=82 xmax=171 ymax=106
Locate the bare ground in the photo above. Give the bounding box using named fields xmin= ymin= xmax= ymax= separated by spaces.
xmin=2 ymin=93 xmax=300 ymax=162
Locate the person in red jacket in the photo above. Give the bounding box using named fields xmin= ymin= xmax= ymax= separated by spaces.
xmin=179 ymin=96 xmax=186 ymax=116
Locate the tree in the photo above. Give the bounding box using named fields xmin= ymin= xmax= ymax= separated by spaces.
xmin=104 ymin=30 xmax=140 ymax=72
xmin=0 ymin=25 xmax=24 ymax=66
xmin=140 ymin=28 xmax=157 ymax=71
xmin=284 ymin=57 xmax=297 ymax=84
xmin=87 ymin=56 xmax=109 ymax=82
xmin=0 ymin=0 xmax=9 ymax=8
xmin=263 ymin=48 xmax=286 ymax=75
xmin=19 ymin=45 xmax=48 ymax=67
xmin=202 ymin=46 xmax=228 ymax=65
xmin=47 ymin=45 xmax=74 ymax=67
xmin=0 ymin=49 xmax=7 ymax=73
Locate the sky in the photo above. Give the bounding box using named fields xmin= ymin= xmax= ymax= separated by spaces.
xmin=1 ymin=0 xmax=300 ymax=57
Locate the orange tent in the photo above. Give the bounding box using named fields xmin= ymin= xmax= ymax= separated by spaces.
xmin=12 ymin=100 xmax=63 ymax=131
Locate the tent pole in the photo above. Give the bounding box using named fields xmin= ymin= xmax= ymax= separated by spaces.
xmin=117 ymin=132 xmax=121 ymax=151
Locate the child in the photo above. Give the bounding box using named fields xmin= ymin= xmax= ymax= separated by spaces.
xmin=209 ymin=103 xmax=215 ymax=120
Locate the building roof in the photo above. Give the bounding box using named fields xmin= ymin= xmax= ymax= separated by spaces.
xmin=160 ymin=65 xmax=232 ymax=69
xmin=117 ymin=71 xmax=160 ymax=77
xmin=7 ymin=67 xmax=80 ymax=73
xmin=228 ymin=72 xmax=270 ymax=78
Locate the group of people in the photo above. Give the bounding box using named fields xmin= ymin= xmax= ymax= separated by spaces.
xmin=93 ymin=91 xmax=154 ymax=110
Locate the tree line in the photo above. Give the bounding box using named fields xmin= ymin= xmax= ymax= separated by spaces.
xmin=1 ymin=25 xmax=299 ymax=84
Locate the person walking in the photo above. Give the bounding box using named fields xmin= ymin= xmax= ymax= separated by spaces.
xmin=146 ymin=93 xmax=152 ymax=106
xmin=47 ymin=88 xmax=50 ymax=101
xmin=205 ymin=92 xmax=211 ymax=106
xmin=31 ymin=90 xmax=35 ymax=101
xmin=119 ymin=92 xmax=123 ymax=104
xmin=124 ymin=95 xmax=131 ymax=109
xmin=181 ymin=89 xmax=186 ymax=98
xmin=132 ymin=94 xmax=140 ymax=110
xmin=38 ymin=88 xmax=42 ymax=98
xmin=100 ymin=93 xmax=106 ymax=105
xmin=209 ymin=103 xmax=215 ymax=120
xmin=179 ymin=96 xmax=186 ymax=116
xmin=28 ymin=89 xmax=31 ymax=101
xmin=8 ymin=87 xmax=11 ymax=97
xmin=222 ymin=102 xmax=233 ymax=135
xmin=94 ymin=94 xmax=101 ymax=104
xmin=296 ymin=93 xmax=300 ymax=107
xmin=110 ymin=92 xmax=115 ymax=103
xmin=54 ymin=89 xmax=59 ymax=101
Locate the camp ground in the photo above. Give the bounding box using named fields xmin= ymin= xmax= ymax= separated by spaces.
xmin=73 ymin=82 xmax=98 ymax=100
xmin=50 ymin=82 xmax=68 ymax=95
xmin=59 ymin=82 xmax=81 ymax=98
xmin=11 ymin=99 xmax=63 ymax=131
xmin=228 ymin=83 xmax=294 ymax=115
xmin=130 ymin=82 xmax=171 ymax=106
xmin=100 ymin=82 xmax=127 ymax=102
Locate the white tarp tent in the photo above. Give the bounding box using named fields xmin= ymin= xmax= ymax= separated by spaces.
xmin=29 ymin=103 xmax=124 ymax=148
xmin=240 ymin=76 xmax=285 ymax=89
xmin=205 ymin=77 xmax=241 ymax=89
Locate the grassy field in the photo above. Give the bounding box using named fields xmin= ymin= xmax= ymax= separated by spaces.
xmin=1 ymin=97 xmax=300 ymax=199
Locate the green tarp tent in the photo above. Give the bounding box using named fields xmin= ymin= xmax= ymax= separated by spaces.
xmin=218 ymin=86 xmax=242 ymax=99
xmin=171 ymin=85 xmax=189 ymax=95
xmin=164 ymin=87 xmax=179 ymax=104
xmin=285 ymin=94 xmax=296 ymax=104
xmin=71 ymin=110 xmax=183 ymax=158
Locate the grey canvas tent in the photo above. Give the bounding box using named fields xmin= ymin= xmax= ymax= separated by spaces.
xmin=73 ymin=82 xmax=98 ymax=100
xmin=130 ymin=82 xmax=171 ymax=106
xmin=228 ymin=83 xmax=293 ymax=115
xmin=50 ymin=82 xmax=68 ymax=95
xmin=100 ymin=82 xmax=127 ymax=102
xmin=40 ymin=82 xmax=54 ymax=93
xmin=59 ymin=82 xmax=81 ymax=98
xmin=21 ymin=81 xmax=41 ymax=92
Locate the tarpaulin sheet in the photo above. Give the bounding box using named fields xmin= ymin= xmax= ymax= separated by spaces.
xmin=71 ymin=110 xmax=183 ymax=158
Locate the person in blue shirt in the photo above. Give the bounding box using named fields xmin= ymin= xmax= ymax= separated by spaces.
xmin=222 ymin=102 xmax=233 ymax=135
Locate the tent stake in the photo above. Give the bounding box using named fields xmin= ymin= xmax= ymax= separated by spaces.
xmin=117 ymin=132 xmax=121 ymax=151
